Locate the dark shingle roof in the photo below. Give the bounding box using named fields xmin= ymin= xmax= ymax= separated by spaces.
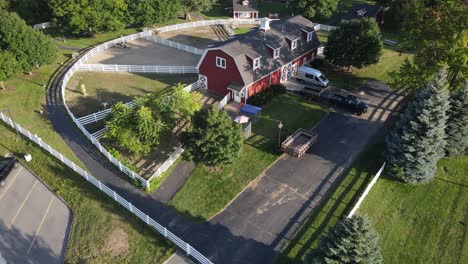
xmin=214 ymin=16 xmax=320 ymax=85
xmin=232 ymin=0 xmax=258 ymax=12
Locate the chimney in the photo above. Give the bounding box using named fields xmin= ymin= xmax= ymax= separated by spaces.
xmin=260 ymin=17 xmax=271 ymax=32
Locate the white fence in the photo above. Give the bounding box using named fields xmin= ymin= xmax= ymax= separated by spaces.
xmin=33 ymin=22 xmax=53 ymax=30
xmin=313 ymin=23 xmax=338 ymax=32
xmin=61 ymin=19 xmax=256 ymax=190
xmin=0 ymin=112 xmax=213 ymax=264
xmin=148 ymin=145 xmax=184 ymax=182
xmin=216 ymin=93 xmax=230 ymax=110
xmin=78 ymin=64 xmax=198 ymax=74
xmin=347 ymin=162 xmax=386 ymax=218
xmin=146 ymin=36 xmax=205 ymax=55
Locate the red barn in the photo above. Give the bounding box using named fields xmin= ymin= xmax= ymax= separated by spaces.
xmin=197 ymin=16 xmax=321 ymax=103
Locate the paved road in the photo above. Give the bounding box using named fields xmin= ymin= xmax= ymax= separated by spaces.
xmin=46 ymin=53 xmax=403 ymax=264
xmin=0 ymin=162 xmax=72 ymax=264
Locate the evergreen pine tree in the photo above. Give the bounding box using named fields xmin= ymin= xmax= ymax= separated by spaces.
xmin=386 ymin=68 xmax=450 ymax=183
xmin=181 ymin=106 xmax=242 ymax=167
xmin=306 ymin=216 xmax=382 ymax=264
xmin=445 ymin=82 xmax=468 ymax=156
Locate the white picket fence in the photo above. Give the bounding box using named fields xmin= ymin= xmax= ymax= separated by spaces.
xmin=0 ymin=112 xmax=213 ymax=264
xmin=347 ymin=162 xmax=386 ymax=218
xmin=146 ymin=36 xmax=205 ymax=55
xmin=33 ymin=22 xmax=53 ymax=29
xmin=78 ymin=64 xmax=198 ymax=74
xmin=61 ymin=19 xmax=255 ymax=190
xmin=148 ymin=145 xmax=185 ymax=181
xmin=313 ymin=23 xmax=338 ymax=32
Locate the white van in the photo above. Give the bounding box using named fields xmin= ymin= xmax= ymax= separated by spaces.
xmin=296 ymin=66 xmax=329 ymax=87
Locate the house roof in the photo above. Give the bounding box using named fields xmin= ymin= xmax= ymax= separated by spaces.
xmin=233 ymin=0 xmax=258 ymax=12
xmin=341 ymin=3 xmax=383 ymax=21
xmin=213 ymin=15 xmax=320 ymax=86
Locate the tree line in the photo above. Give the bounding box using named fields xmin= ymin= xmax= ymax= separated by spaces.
xmin=0 ymin=0 xmax=217 ymax=35
xmin=0 ymin=9 xmax=56 ymax=89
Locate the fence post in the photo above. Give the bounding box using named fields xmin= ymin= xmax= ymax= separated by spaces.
xmin=146 ymin=215 xmax=149 ymax=224
xmin=186 ymin=244 xmax=191 ymax=255
xmin=84 ymin=171 xmax=89 ymax=181
xmin=113 ymin=191 xmax=117 ymax=200
xmin=72 ymin=162 xmax=76 ymax=171
xmin=98 ymin=181 xmax=102 ymax=190
xmin=164 ymin=227 xmax=168 ymax=237
xmin=129 ymin=202 xmax=133 ymax=213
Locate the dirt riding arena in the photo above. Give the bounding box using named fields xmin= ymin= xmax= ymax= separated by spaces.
xmin=86 ymin=39 xmax=201 ymax=66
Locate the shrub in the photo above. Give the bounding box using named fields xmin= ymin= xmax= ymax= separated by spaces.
xmin=309 ymin=58 xmax=325 ymax=68
xmin=247 ymin=84 xmax=286 ymax=106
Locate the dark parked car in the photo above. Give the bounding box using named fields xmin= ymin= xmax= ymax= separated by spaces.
xmin=0 ymin=157 xmax=16 ymax=187
xmin=323 ymin=92 xmax=368 ymax=115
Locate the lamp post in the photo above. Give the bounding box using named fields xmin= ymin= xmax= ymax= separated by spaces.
xmin=1 ymin=109 xmax=31 ymax=162
xmin=278 ymin=121 xmax=283 ymax=149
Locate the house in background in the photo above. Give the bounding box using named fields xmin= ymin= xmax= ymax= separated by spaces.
xmin=232 ymin=0 xmax=259 ymax=19
xmin=339 ymin=3 xmax=384 ymax=26
xmin=197 ymin=16 xmax=320 ymax=103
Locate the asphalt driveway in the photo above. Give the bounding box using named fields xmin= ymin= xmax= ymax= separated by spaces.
xmin=0 ymin=162 xmax=72 ymax=264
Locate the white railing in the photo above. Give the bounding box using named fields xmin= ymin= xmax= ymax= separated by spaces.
xmin=0 ymin=112 xmax=213 ymax=264
xmin=223 ymin=24 xmax=234 ymax=36
xmin=146 ymin=36 xmax=205 ymax=55
xmin=216 ymin=93 xmax=230 ymax=110
xmin=148 ymin=145 xmax=185 ymax=182
xmin=313 ymin=23 xmax=338 ymax=32
xmin=78 ymin=64 xmax=198 ymax=74
xmin=61 ymin=19 xmax=256 ymax=190
xmin=33 ymin=22 xmax=53 ymax=29
xmin=91 ymin=127 xmax=108 ymax=140
xmin=347 ymin=162 xmax=386 ymax=218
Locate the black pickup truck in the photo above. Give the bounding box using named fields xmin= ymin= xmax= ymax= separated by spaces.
xmin=322 ymin=92 xmax=368 ymax=115
xmin=0 ymin=157 xmax=16 ymax=187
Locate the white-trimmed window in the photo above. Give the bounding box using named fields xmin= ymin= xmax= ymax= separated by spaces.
xmin=291 ymin=39 xmax=298 ymax=50
xmin=273 ymin=48 xmax=280 ymax=59
xmin=216 ymin=57 xmax=226 ymax=69
xmin=253 ymin=58 xmax=260 ymax=70
xmin=307 ymin=32 xmax=313 ymax=42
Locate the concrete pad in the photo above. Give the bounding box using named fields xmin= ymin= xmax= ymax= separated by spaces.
xmin=86 ymin=39 xmax=201 ymax=66
xmin=0 ymin=162 xmax=72 ymax=264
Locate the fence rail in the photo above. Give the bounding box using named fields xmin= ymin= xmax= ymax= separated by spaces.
xmin=0 ymin=112 xmax=213 ymax=264
xmin=33 ymin=22 xmax=52 ymax=29
xmin=146 ymin=36 xmax=204 ymax=55
xmin=347 ymin=162 xmax=386 ymax=218
xmin=313 ymin=23 xmax=338 ymax=32
xmin=216 ymin=93 xmax=230 ymax=110
xmin=78 ymin=64 xmax=198 ymax=74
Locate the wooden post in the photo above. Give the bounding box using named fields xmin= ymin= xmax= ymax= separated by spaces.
xmin=0 ymin=81 xmax=5 ymax=90
xmin=80 ymin=83 xmax=87 ymax=96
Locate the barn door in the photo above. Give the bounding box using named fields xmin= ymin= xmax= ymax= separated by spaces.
xmin=198 ymin=74 xmax=208 ymax=90
xmin=281 ymin=63 xmax=292 ymax=83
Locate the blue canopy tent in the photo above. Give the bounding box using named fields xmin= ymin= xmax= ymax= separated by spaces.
xmin=240 ymin=104 xmax=262 ymax=123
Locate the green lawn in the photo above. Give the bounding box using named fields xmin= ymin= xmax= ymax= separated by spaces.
xmin=0 ymin=125 xmax=174 ymax=263
xmin=66 ymin=72 xmax=197 ymax=117
xmin=233 ymin=27 xmax=253 ymax=35
xmin=358 ymin=156 xmax=468 ymax=264
xmin=276 ymin=144 xmax=386 ymax=264
xmin=316 ymin=30 xmax=330 ymax=44
xmin=200 ymin=3 xmax=230 ymax=19
xmin=169 ymin=94 xmax=329 ymax=221
xmin=316 ymin=48 xmax=412 ymax=91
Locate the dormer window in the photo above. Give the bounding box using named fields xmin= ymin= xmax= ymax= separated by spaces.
xmin=253 ymin=58 xmax=260 ymax=70
xmin=291 ymin=39 xmax=298 ymax=50
xmin=307 ymin=32 xmax=313 ymax=42
xmin=216 ymin=56 xmax=226 ymax=69
xmin=273 ymin=48 xmax=280 ymax=59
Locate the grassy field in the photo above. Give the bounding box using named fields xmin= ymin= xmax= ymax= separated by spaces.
xmin=169 ymin=94 xmax=328 ymax=221
xmin=200 ymin=3 xmax=230 ymax=19
xmin=316 ymin=48 xmax=412 ymax=91
xmin=276 ymin=144 xmax=385 ymax=264
xmin=358 ymin=156 xmax=468 ymax=264
xmin=66 ymin=72 xmax=197 ymax=117
xmin=258 ymin=2 xmax=293 ymax=18
xmin=0 ymin=125 xmax=174 ymax=263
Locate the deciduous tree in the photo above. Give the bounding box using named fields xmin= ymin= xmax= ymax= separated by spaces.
xmin=0 ymin=51 xmax=19 ymax=90
xmin=306 ymin=215 xmax=382 ymax=264
xmin=183 ymin=0 xmax=216 ymax=20
xmin=127 ymin=0 xmax=182 ymax=26
xmin=294 ymin=0 xmax=339 ymax=19
xmin=386 ymin=68 xmax=450 ymax=184
xmin=181 ymin=106 xmax=242 ymax=167
xmin=325 ymin=18 xmax=383 ymax=70
xmin=445 ymin=82 xmax=468 ymax=157
xmin=164 ymin=84 xmax=203 ymax=127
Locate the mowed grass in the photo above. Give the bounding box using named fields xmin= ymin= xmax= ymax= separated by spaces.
xmin=65 ymin=72 xmax=197 ymax=117
xmin=358 ymin=156 xmax=468 ymax=264
xmin=317 ymin=48 xmax=412 ymax=91
xmin=169 ymin=94 xmax=328 ymax=221
xmin=0 ymin=125 xmax=174 ymax=263
xmin=258 ymin=2 xmax=294 ymax=18
xmin=276 ymin=144 xmax=385 ymax=264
